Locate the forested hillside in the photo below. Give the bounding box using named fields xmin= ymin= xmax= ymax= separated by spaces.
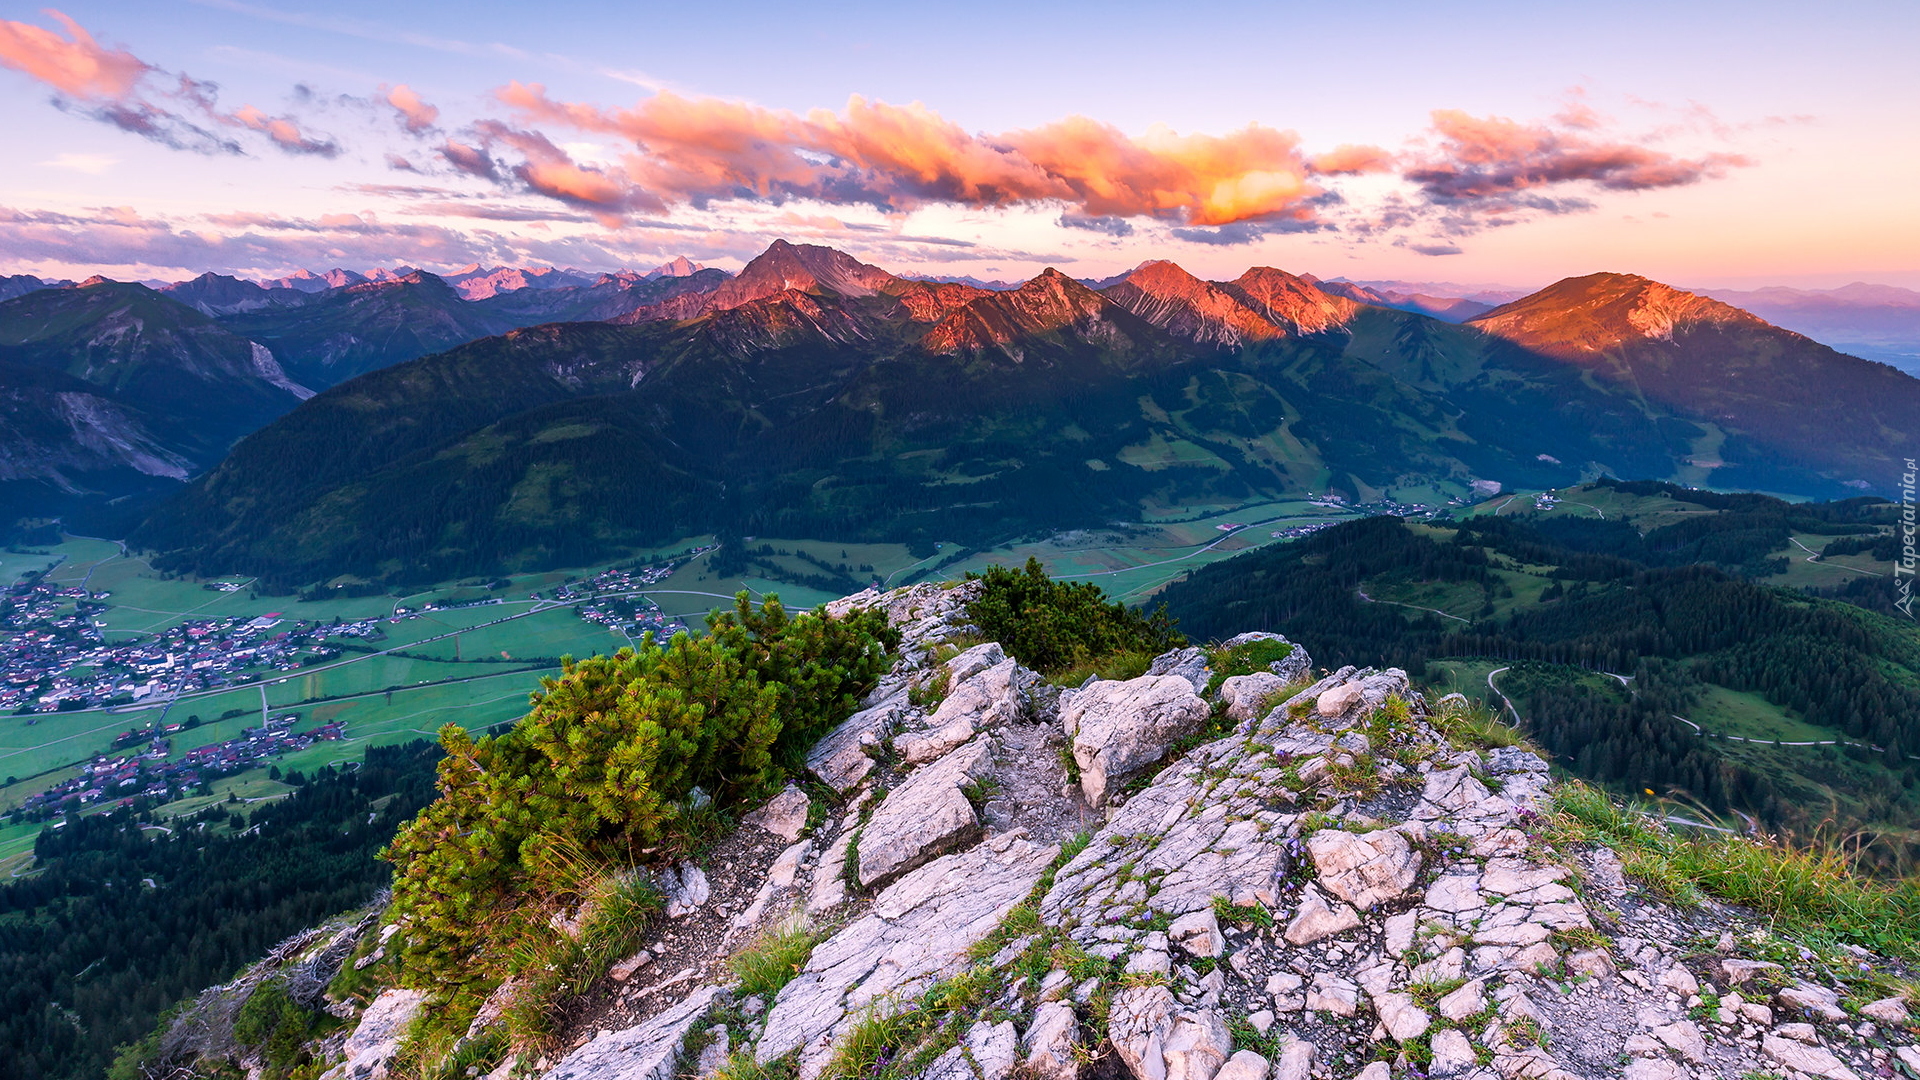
xmin=1154 ymin=486 xmax=1920 ymax=839
xmin=0 ymin=743 xmax=442 ymax=1080
xmin=131 ymin=244 xmax=1920 ymax=591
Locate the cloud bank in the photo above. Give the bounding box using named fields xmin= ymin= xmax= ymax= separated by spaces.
xmin=0 ymin=10 xmax=1764 ymax=270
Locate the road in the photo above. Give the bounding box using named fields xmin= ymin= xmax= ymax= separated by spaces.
xmin=1665 ymin=712 xmax=1915 ymax=760
xmin=1487 ymin=666 xmax=1733 ymax=833
xmin=1787 ymin=536 xmax=1883 ymax=576
xmin=1357 ymin=587 xmax=1471 ymax=624
xmin=1053 ymin=514 xmax=1313 ymax=583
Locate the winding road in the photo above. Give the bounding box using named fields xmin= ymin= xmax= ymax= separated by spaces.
xmin=1357 ymin=587 xmax=1472 ymax=624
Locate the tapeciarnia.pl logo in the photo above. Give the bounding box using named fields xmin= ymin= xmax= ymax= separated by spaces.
xmin=1898 ymin=457 xmax=1916 ymax=619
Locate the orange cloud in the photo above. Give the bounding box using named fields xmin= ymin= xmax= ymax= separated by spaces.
xmin=1407 ymin=108 xmax=1751 ymax=202
xmin=492 ymin=84 xmax=1331 ymax=227
xmin=1309 ymin=144 xmax=1397 ymax=175
xmin=385 ymin=84 xmax=439 ymax=134
xmin=0 ymin=10 xmax=148 ymax=100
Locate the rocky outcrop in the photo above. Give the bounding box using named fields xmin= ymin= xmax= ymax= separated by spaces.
xmin=322 ymin=988 xmax=425 ymax=1080
xmin=757 ymin=831 xmax=1059 ymax=1079
xmin=263 ymin=583 xmax=1919 ymax=1080
xmin=1061 ymin=674 xmax=1209 ymax=806
xmin=855 ymin=738 xmax=993 ymax=889
xmin=544 ymin=987 xmax=729 ymax=1080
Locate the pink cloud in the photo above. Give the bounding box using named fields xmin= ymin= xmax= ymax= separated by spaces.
xmin=1405 ymin=108 xmax=1751 ymax=203
xmin=229 ymin=105 xmax=339 ymax=156
xmin=0 ymin=10 xmax=148 ymax=99
xmin=385 ymin=83 xmax=439 ymax=134
xmin=1 ymin=10 xmax=342 ymax=159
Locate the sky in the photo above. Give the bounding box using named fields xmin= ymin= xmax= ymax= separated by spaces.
xmin=1 ymin=0 xmax=1916 ymax=289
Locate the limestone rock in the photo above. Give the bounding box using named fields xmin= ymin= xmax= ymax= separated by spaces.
xmin=1718 ymin=957 xmax=1782 ymax=986
xmin=1761 ymin=1033 xmax=1861 ymax=1080
xmin=609 ymin=951 xmax=653 ymax=982
xmin=1306 ymin=829 xmax=1421 ymax=910
xmin=807 ymin=695 xmax=900 ymax=793
xmin=1657 ymin=965 xmax=1698 ymax=996
xmin=1314 ymin=681 xmax=1364 ymax=717
xmin=895 ymin=720 xmax=978 ymax=767
xmin=661 ymin=861 xmax=710 ymax=918
xmin=1283 ymin=885 xmax=1362 ymax=946
xmin=1212 ymin=1049 xmax=1269 ymax=1080
xmin=965 ymin=1019 xmax=1019 ymax=1080
xmin=745 ymin=785 xmax=811 ymax=842
xmin=1306 ymin=973 xmax=1359 ymax=1016
xmin=1429 ymin=1028 xmax=1475 ymax=1075
xmin=935 ymin=655 xmax=1036 ymax=730
xmin=1650 ymin=1020 xmax=1705 ymax=1063
xmin=1778 ymin=981 xmax=1848 ymax=1021
xmin=1860 ymin=996 xmax=1910 ymax=1023
xmin=757 ymin=833 xmax=1057 ymax=1080
xmin=857 ymin=739 xmax=991 ymax=890
xmin=325 ymin=988 xmax=425 ymax=1080
xmin=1437 ymin=979 xmax=1487 ymax=1023
xmin=544 ymin=987 xmax=728 ymax=1080
xmin=1062 ymin=675 xmax=1209 ymax=806
xmin=1146 ymin=647 xmax=1212 ymax=694
xmin=1108 ymin=985 xmax=1229 ymax=1080
xmin=1373 ymin=992 xmax=1430 ymax=1042
xmin=806 ymin=827 xmax=855 ymax=915
xmin=695 ymin=1027 xmax=730 ymax=1078
xmin=944 ymin=642 xmax=1007 ymax=684
xmin=1221 ymin=632 xmax=1312 ymax=683
xmin=1272 ymin=1039 xmax=1314 ymax=1080
xmin=1168 ymin=908 xmax=1222 ymax=959
xmin=1219 ymin=673 xmax=1286 ymax=723
xmin=1023 ymin=1001 xmax=1081 ymax=1080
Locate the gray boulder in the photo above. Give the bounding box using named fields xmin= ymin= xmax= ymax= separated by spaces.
xmin=856 ymin=739 xmax=991 ymax=890
xmin=543 ymin=986 xmax=729 ymax=1080
xmin=1062 ymin=675 xmax=1209 ymax=806
xmin=757 ymin=832 xmax=1058 ymax=1080
xmin=322 ymin=988 xmax=425 ymax=1080
xmin=1145 ymin=647 xmax=1211 ymax=694
xmin=1218 ymin=672 xmax=1287 ymax=724
xmin=1221 ymin=631 xmax=1312 ymax=683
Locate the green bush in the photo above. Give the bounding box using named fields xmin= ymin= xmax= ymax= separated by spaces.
xmin=233 ymin=978 xmax=334 ymax=1080
xmin=381 ymin=594 xmax=896 ymax=988
xmin=967 ymin=558 xmax=1184 ymax=678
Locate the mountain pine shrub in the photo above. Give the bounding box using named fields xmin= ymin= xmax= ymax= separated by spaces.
xmin=967 ymin=558 xmax=1183 ymax=678
xmin=380 ymin=594 xmax=896 ymax=988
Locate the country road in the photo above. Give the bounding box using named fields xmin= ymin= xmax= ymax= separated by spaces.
xmin=1787 ymin=536 xmax=1883 ymax=575
xmin=1358 ymin=587 xmax=1471 ymax=623
xmin=1486 ymin=666 xmax=1733 ymax=834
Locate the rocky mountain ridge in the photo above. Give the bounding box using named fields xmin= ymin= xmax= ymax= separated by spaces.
xmin=170 ymin=583 xmax=1920 ymax=1080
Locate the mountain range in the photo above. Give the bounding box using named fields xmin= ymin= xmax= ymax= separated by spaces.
xmin=94 ymin=239 xmax=1918 ymax=589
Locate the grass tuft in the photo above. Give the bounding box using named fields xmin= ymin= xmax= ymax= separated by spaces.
xmin=730 ymin=917 xmax=827 ymax=1000
xmin=1546 ymin=779 xmax=1920 ymax=959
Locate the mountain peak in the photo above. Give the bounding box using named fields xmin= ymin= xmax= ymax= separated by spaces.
xmin=919 ymin=267 xmax=1121 ymax=355
xmin=1098 ymin=261 xmax=1357 ymax=346
xmin=1229 ymin=267 xmax=1360 ymax=334
xmin=649 ymin=255 xmax=702 ymax=278
xmin=1470 ymin=271 xmax=1765 ymax=354
xmin=706 ymin=240 xmax=899 ymax=311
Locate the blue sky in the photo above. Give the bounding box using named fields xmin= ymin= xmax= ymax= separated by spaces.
xmin=3 ymin=0 xmax=1915 ymax=287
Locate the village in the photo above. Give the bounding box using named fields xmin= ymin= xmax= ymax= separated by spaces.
xmin=537 ymin=554 xmax=705 ymax=639
xmin=10 ymin=712 xmax=347 ymax=821
xmin=0 ymin=574 xmax=385 ymax=714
